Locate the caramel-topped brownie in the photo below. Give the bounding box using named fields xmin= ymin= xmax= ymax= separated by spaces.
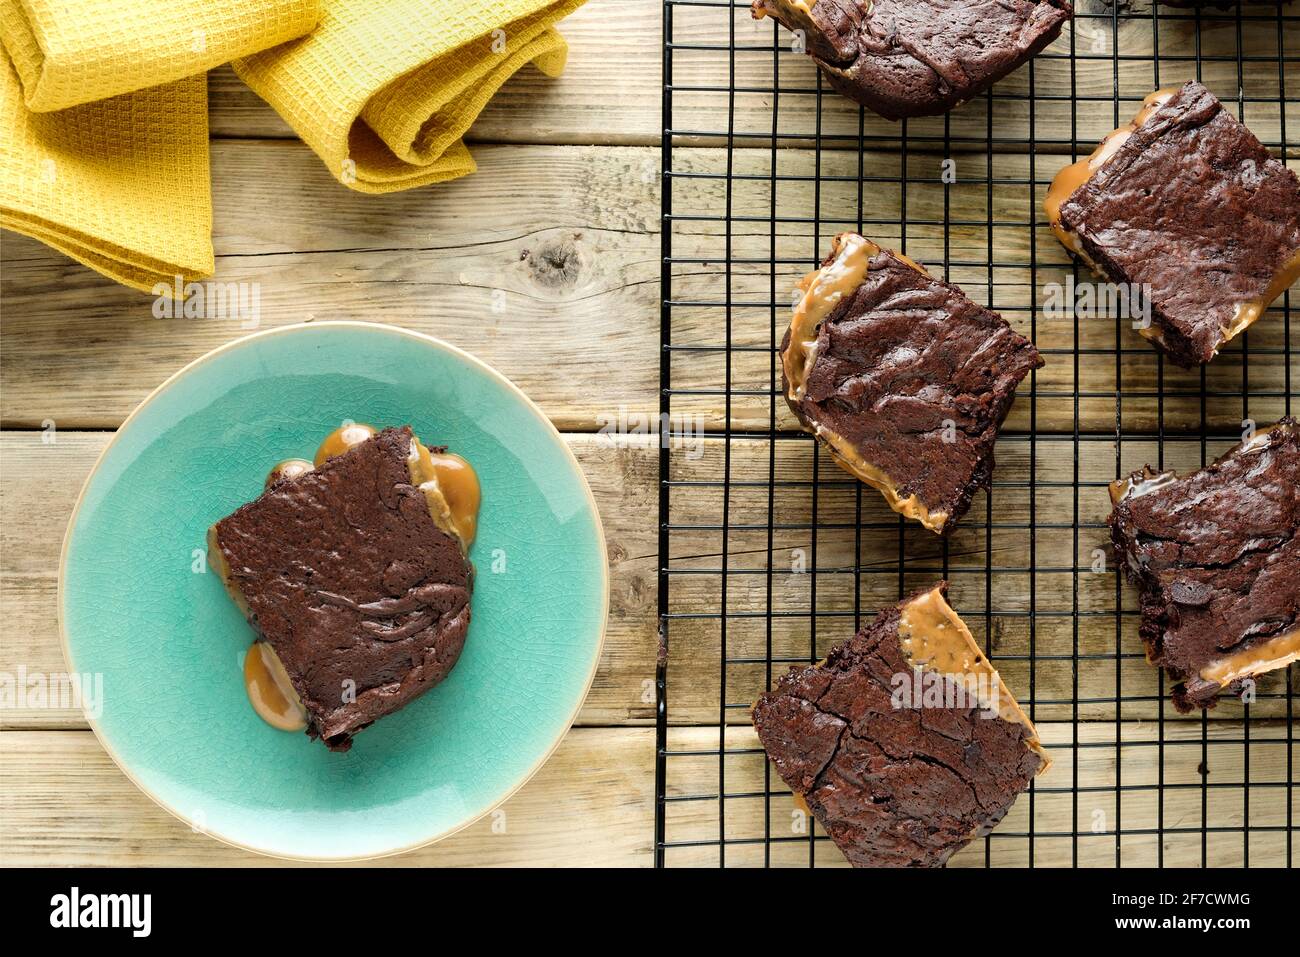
xmin=780 ymin=232 xmax=1041 ymax=535
xmin=753 ymin=582 xmax=1049 ymax=868
xmin=210 ymin=425 xmax=480 ymax=751
xmin=752 ymin=0 xmax=1072 ymax=120
xmin=1047 ymin=82 xmax=1300 ymax=367
xmin=1109 ymin=418 xmax=1300 ymax=711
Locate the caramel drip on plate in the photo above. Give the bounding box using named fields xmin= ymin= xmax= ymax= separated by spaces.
xmin=897 ymin=585 xmax=1050 ymax=770
xmin=407 ymin=440 xmax=481 ymax=553
xmin=1200 ymin=626 xmax=1300 ymax=688
xmin=314 ymin=422 xmax=377 ymax=465
xmin=782 ymin=232 xmax=879 ymax=402
xmin=206 ymin=524 xmax=249 ymax=618
xmin=244 ymin=641 xmax=308 ymax=732
xmin=265 ymin=458 xmax=313 ymax=489
xmin=310 ymin=422 xmax=481 ymax=552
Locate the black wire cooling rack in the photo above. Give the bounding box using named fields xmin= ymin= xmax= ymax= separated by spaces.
xmin=656 ymin=1 xmax=1298 ymax=867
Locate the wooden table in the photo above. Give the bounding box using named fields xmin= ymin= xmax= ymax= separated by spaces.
xmin=1 ymin=0 xmax=663 ymax=867
xmin=1 ymin=0 xmax=1296 ymax=867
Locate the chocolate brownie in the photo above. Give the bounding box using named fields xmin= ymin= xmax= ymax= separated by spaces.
xmin=211 ymin=426 xmax=474 ymax=751
xmin=1048 ymin=81 xmax=1300 ymax=368
xmin=1108 ymin=418 xmax=1300 ymax=711
xmin=751 ymin=0 xmax=1072 ymax=120
xmin=753 ymin=582 xmax=1048 ymax=868
xmin=780 ymin=232 xmax=1041 ymax=534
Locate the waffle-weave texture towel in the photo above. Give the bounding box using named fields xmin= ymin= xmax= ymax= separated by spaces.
xmin=0 ymin=56 xmax=213 ymax=292
xmin=0 ymin=0 xmax=321 ymax=112
xmin=0 ymin=0 xmax=320 ymax=290
xmin=234 ymin=0 xmax=586 ymax=193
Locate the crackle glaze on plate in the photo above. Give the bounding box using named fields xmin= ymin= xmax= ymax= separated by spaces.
xmin=59 ymin=322 xmax=608 ymax=860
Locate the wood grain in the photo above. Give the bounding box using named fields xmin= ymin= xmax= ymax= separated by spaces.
xmin=0 ymin=141 xmax=661 ymax=433
xmin=0 ymin=727 xmax=652 ymax=866
xmin=3 ymin=140 xmax=1293 ymax=434
xmin=3 ymin=0 xmax=1297 ymax=868
xmin=0 ymin=430 xmax=657 ymax=730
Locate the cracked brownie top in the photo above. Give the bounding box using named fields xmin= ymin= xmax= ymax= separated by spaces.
xmin=753 ymin=582 xmax=1047 ymax=867
xmin=1109 ymin=417 xmax=1300 ymax=711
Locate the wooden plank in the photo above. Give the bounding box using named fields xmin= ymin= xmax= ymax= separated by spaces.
xmin=0 ymin=430 xmax=658 ymax=729
xmin=0 ymin=140 xmax=661 ymax=433
xmin=660 ymin=723 xmax=1297 ymax=867
xmin=0 ymin=727 xmax=652 ymax=866
xmin=207 ymin=0 xmax=663 ymax=145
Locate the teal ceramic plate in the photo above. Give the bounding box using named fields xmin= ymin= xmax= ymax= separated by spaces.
xmin=60 ymin=321 xmax=607 ymax=860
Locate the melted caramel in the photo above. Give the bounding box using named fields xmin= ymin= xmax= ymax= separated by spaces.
xmin=753 ymin=0 xmax=874 ymax=21
xmin=891 ymin=250 xmax=929 ymax=276
xmin=314 ymin=422 xmax=377 ymax=465
xmin=265 ymin=458 xmax=313 ymax=488
xmin=782 ymin=232 xmax=879 ymax=402
xmin=407 ymin=440 xmax=481 ymax=552
xmin=1201 ymin=625 xmax=1300 ymax=688
xmin=244 ymin=641 xmax=307 ymax=732
xmin=1239 ymin=421 xmax=1286 ymax=453
xmin=1223 ymin=247 xmax=1300 ymax=344
xmin=1112 ymin=422 xmax=1288 ymax=508
xmin=782 ymin=233 xmax=947 ymax=533
xmin=1108 ymin=468 xmax=1178 ymax=506
xmin=1045 ymin=87 xmax=1179 ymax=259
xmin=898 ymin=585 xmax=1050 ymax=769
xmin=753 ymin=0 xmax=812 ymax=21
xmin=814 ymin=424 xmax=948 ymax=532
xmin=792 ymin=791 xmax=811 ymax=816
xmin=206 ymin=524 xmax=249 ymax=618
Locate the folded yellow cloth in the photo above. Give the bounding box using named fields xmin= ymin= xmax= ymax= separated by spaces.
xmin=0 ymin=56 xmax=212 ymax=292
xmin=234 ymin=0 xmax=586 ymax=193
xmin=0 ymin=0 xmax=584 ymax=293
xmin=0 ymin=0 xmax=321 ymax=112
xmin=0 ymin=0 xmax=321 ymax=291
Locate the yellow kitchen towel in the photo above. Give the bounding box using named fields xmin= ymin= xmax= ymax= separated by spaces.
xmin=0 ymin=0 xmax=321 ymax=112
xmin=233 ymin=0 xmax=586 ymax=193
xmin=0 ymin=55 xmax=213 ymax=292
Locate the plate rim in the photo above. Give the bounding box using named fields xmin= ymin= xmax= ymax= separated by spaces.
xmin=57 ymin=319 xmax=610 ymax=862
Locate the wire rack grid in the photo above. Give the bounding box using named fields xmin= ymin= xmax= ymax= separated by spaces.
xmin=656 ymin=0 xmax=1298 ymax=867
